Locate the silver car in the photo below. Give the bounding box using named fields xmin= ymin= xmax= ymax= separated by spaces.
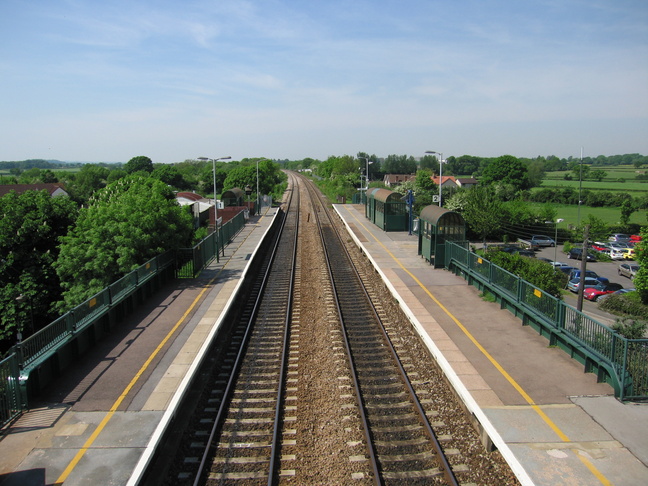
xmin=618 ymin=263 xmax=639 ymax=280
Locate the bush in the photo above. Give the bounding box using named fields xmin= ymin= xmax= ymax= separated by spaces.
xmin=563 ymin=241 xmax=574 ymax=253
xmin=611 ymin=317 xmax=648 ymax=339
xmin=599 ymin=293 xmax=648 ymax=320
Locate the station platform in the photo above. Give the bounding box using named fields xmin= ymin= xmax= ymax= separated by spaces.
xmin=334 ymin=204 xmax=648 ymax=486
xmin=0 ymin=207 xmax=280 ymax=486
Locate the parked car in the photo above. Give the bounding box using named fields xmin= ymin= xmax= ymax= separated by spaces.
xmin=609 ymin=233 xmax=631 ymax=243
xmin=621 ymin=248 xmax=636 ymax=260
xmin=591 ymin=242 xmax=611 ymax=254
xmin=608 ymin=248 xmax=626 ymax=261
xmin=567 ymin=277 xmax=602 ymax=293
xmin=618 ymin=263 xmax=639 ymax=279
xmin=630 ymin=234 xmax=642 ymax=242
xmin=583 ymin=282 xmax=624 ymax=301
xmin=530 ymin=235 xmax=555 ymax=247
xmin=567 ymin=248 xmax=597 ymax=261
xmin=568 ymin=269 xmax=609 ymax=284
xmin=597 ymin=288 xmax=636 ymax=303
xmin=551 ymin=261 xmax=572 ymax=269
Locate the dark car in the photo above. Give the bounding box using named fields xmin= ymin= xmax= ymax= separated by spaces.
xmin=568 ymin=269 xmax=609 ymax=284
xmin=567 ymin=248 xmax=596 ymax=261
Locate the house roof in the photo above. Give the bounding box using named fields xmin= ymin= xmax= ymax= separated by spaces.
xmin=456 ymin=177 xmax=478 ymax=185
xmin=431 ymin=175 xmax=458 ymax=186
xmin=383 ymin=174 xmax=416 ymax=184
xmin=0 ymin=183 xmax=68 ymax=198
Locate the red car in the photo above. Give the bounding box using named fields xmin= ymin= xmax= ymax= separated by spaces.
xmin=583 ymin=282 xmax=624 ymax=301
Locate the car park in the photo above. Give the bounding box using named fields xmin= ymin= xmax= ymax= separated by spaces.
xmin=567 ymin=277 xmax=602 ymax=293
xmin=583 ymin=282 xmax=624 ymax=301
xmin=530 ymin=235 xmax=555 ymax=247
xmin=567 ymin=248 xmax=597 ymax=261
xmin=618 ymin=263 xmax=639 ymax=279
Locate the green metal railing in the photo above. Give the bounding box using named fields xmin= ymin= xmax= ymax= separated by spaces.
xmin=445 ymin=241 xmax=648 ymax=401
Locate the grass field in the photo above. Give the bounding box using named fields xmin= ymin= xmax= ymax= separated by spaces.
xmin=529 ymin=203 xmax=646 ymax=230
xmin=541 ymin=165 xmax=648 ymax=193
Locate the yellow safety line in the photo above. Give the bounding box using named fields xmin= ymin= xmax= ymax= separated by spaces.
xmin=344 ymin=207 xmax=612 ymax=486
xmin=55 ymin=227 xmax=258 ymax=484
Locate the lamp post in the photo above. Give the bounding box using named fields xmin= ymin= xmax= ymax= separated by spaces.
xmin=198 ymin=156 xmax=231 ymax=260
xmin=197 ymin=156 xmax=231 ymax=229
xmin=358 ymin=157 xmax=374 ymax=200
xmin=256 ymin=158 xmax=269 ymax=215
xmin=425 ymin=151 xmax=444 ymax=207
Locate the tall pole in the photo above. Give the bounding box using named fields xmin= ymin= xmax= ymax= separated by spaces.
xmin=578 ymin=147 xmax=583 ymax=226
xmin=553 ymin=218 xmax=564 ymax=263
xmin=576 ymin=225 xmax=590 ymax=312
xmin=425 ymin=151 xmax=443 ymax=206
xmin=198 ymin=156 xmax=231 ymax=258
xmin=256 ymin=158 xmax=269 ymax=215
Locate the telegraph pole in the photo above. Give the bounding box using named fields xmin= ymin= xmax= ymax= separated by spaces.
xmin=576 ymin=225 xmax=590 ymax=312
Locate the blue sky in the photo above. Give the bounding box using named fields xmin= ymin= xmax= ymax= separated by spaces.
xmin=1 ymin=0 xmax=647 ymax=163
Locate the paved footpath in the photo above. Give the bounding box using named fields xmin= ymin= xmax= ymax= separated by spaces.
xmin=335 ymin=203 xmax=648 ymax=486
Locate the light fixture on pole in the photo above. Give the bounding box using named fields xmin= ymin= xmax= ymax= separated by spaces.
xmin=425 ymin=151 xmax=444 ymax=206
xmin=197 ymin=156 xmax=231 ymax=229
xmin=256 ymin=158 xmax=269 ymax=215
xmin=198 ymin=156 xmax=231 ymax=260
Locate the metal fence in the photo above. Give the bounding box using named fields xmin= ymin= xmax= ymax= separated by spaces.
xmin=446 ymin=241 xmax=648 ymax=401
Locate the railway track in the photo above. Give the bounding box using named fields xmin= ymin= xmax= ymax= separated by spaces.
xmin=158 ymin=172 xmax=518 ymax=486
xmin=305 ymin=180 xmax=460 ymax=485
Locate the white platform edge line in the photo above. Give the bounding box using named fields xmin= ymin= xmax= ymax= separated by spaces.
xmin=127 ymin=208 xmax=280 ymax=486
xmin=333 ymin=204 xmax=536 ymax=486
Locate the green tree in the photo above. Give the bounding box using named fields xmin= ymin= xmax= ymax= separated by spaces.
xmin=590 ymin=169 xmax=607 ymax=182
xmin=67 ymin=164 xmax=110 ymax=202
xmin=633 ymin=227 xmax=648 ymax=304
xmin=0 ymin=190 xmax=78 ymax=343
xmin=620 ymin=200 xmax=635 ymax=226
xmin=480 ymin=155 xmax=531 ymax=191
xmin=383 ymin=154 xmax=417 ymax=174
xmin=54 ymin=175 xmax=194 ymax=311
xmin=124 ymin=155 xmax=154 ymax=174
xmin=459 ymin=186 xmax=507 ymax=244
xmin=151 ymin=164 xmax=189 ymax=190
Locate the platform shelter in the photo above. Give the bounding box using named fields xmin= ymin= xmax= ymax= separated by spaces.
xmin=418 ymin=205 xmax=466 ymax=268
xmin=365 ymin=189 xmax=408 ymax=231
